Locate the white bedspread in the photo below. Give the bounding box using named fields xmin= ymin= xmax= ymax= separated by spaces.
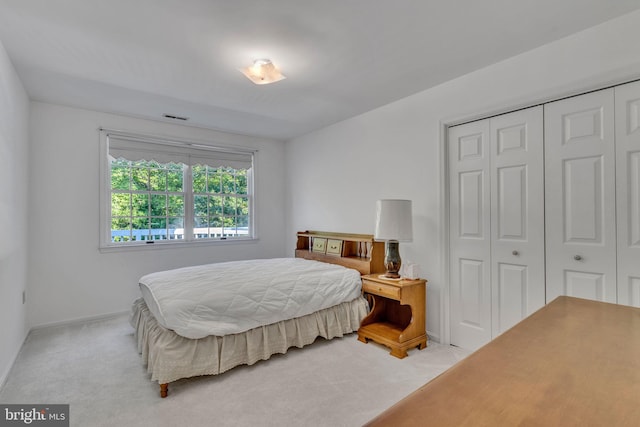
xmin=138 ymin=258 xmax=362 ymax=339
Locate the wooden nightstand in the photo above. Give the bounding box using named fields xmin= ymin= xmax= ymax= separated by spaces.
xmin=357 ymin=274 xmax=427 ymax=358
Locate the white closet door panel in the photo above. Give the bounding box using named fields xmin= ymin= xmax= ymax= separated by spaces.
xmin=545 ymin=89 xmax=617 ymax=303
xmin=459 ymin=170 xmax=485 ymax=238
xmin=563 ymin=270 xmax=605 ymax=301
xmin=564 ymin=156 xmax=604 ymax=242
xmin=496 ymin=262 xmax=528 ymax=332
xmin=458 ymin=257 xmax=487 ymax=327
xmin=449 ymin=120 xmax=492 ymax=350
xmin=490 ymin=107 xmax=545 ymax=335
xmin=615 ymin=80 xmax=640 ymax=307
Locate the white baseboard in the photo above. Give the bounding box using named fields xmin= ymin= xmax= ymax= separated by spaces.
xmin=0 ymin=332 xmax=29 ymax=393
xmin=29 ymin=310 xmax=130 ymax=332
xmin=427 ymin=331 xmax=440 ymax=343
xmin=1 ymin=310 xmax=129 ymax=392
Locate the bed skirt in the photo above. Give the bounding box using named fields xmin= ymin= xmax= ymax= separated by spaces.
xmin=130 ymin=296 xmax=369 ymax=384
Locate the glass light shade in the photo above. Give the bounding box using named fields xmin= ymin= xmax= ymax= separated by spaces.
xmin=240 ymin=59 xmax=286 ymax=85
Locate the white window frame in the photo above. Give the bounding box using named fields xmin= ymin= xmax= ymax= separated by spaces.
xmin=99 ymin=128 xmax=257 ymax=250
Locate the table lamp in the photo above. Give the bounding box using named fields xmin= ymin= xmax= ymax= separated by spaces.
xmin=374 ymin=199 xmax=413 ymax=279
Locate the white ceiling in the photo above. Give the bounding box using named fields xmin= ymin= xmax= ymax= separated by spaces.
xmin=2 ymin=1 xmax=640 ymax=140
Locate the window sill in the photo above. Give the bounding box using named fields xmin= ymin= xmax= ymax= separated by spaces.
xmin=99 ymin=237 xmax=259 ymax=253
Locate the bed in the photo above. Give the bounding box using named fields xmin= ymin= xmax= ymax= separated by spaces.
xmin=130 ymin=231 xmax=385 ymax=397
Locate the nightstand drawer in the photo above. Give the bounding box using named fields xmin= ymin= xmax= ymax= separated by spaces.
xmin=362 ymin=280 xmax=400 ymax=300
xmin=326 ymin=239 xmax=343 ymax=256
xmin=312 ymin=238 xmax=327 ymax=253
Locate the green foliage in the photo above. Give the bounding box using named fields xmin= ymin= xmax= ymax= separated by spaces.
xmin=236 ymin=170 xmax=248 ymax=195
xmin=110 ymin=160 xmax=250 ymax=241
xmin=167 ymin=164 xmax=184 ymax=192
xmin=192 ymin=165 xmax=206 ymax=193
xmin=111 ymin=161 xmax=130 ymax=190
xmin=191 ymin=165 xmax=250 ymax=236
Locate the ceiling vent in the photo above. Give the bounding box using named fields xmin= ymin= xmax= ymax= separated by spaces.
xmin=162 ymin=114 xmax=189 ymax=121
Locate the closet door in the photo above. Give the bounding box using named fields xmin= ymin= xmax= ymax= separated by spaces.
xmin=544 ymin=89 xmax=617 ymax=303
xmin=615 ymin=81 xmax=640 ymax=307
xmin=490 ymin=107 xmax=545 ymax=335
xmin=449 ymin=107 xmax=544 ymax=350
xmin=449 ymin=120 xmax=492 ymax=350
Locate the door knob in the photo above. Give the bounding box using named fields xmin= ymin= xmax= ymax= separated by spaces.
xmin=574 ymin=255 xmax=582 ymax=261
xmin=512 ymin=250 xmax=519 ymax=256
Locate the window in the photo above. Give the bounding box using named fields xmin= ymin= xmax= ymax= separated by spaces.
xmin=100 ymin=130 xmax=254 ymax=248
xmin=110 ymin=159 xmax=186 ymax=242
xmin=192 ymin=165 xmax=250 ymax=239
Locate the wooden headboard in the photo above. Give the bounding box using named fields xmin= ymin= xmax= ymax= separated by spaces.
xmin=295 ymin=230 xmax=385 ymax=275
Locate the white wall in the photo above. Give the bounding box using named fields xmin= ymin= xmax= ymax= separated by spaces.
xmin=286 ymin=10 xmax=640 ymax=342
xmin=28 ymin=103 xmax=287 ymax=327
xmin=0 ymin=40 xmax=30 ymax=386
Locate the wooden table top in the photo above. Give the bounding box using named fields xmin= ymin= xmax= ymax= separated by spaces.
xmin=364 ymin=296 xmax=640 ymax=426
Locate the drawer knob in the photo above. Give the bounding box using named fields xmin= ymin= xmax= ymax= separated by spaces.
xmin=574 ymin=255 xmax=582 ymax=261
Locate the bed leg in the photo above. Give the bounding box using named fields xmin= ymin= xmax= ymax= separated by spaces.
xmin=160 ymin=383 xmax=168 ymax=398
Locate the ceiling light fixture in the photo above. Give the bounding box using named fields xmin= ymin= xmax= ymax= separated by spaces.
xmin=239 ymin=59 xmax=286 ymax=85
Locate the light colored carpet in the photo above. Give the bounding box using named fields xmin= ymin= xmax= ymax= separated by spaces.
xmin=0 ymin=314 xmax=469 ymax=427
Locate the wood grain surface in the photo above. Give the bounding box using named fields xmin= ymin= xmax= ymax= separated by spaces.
xmin=364 ymin=296 xmax=640 ymax=426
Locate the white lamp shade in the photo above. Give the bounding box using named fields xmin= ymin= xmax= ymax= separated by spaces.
xmin=374 ymin=199 xmax=413 ymax=242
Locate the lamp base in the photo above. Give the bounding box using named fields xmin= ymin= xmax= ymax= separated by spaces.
xmin=383 ymin=240 xmax=401 ymax=279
